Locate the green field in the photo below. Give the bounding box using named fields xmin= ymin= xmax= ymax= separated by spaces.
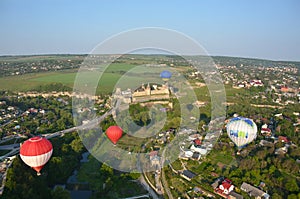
xmin=0 ymin=70 xmax=76 ymax=91
xmin=0 ymin=63 xmax=168 ymax=94
xmin=0 ymin=62 xmax=246 ymax=100
xmin=0 ymin=54 xmax=84 ymax=62
xmin=207 ymin=150 xmax=235 ymax=166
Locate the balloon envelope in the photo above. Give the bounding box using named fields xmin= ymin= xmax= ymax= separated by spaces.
xmin=160 ymin=70 xmax=172 ymax=81
xmin=20 ymin=136 xmax=53 ymax=175
xmin=226 ymin=117 xmax=257 ymax=149
xmin=106 ymin=126 xmax=123 ymax=144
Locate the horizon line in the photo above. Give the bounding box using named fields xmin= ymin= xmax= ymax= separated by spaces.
xmin=0 ymin=53 xmax=299 ymax=63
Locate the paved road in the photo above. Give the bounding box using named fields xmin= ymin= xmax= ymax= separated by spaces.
xmin=121 ymin=194 xmax=150 ymax=199
xmin=0 ymin=135 xmax=20 ymax=144
xmin=161 ymin=148 xmax=173 ymax=199
xmin=139 ymin=176 xmax=160 ymax=199
xmin=136 ymin=154 xmax=160 ymax=199
xmin=0 ymin=99 xmax=121 ymax=161
xmin=0 ymin=143 xmax=20 ymax=150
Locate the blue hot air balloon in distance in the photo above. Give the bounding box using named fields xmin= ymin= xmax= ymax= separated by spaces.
xmin=226 ymin=117 xmax=257 ymax=150
xmin=160 ymin=70 xmax=172 ymax=82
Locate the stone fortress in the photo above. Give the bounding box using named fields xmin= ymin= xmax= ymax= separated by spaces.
xmin=114 ymin=83 xmax=171 ymax=105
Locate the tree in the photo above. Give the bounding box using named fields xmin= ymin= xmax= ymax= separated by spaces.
xmin=287 ymin=194 xmax=297 ymax=199
xmin=285 ymin=178 xmax=299 ymax=192
xmin=70 ymin=137 xmax=84 ymax=153
xmin=51 ymin=187 xmax=71 ymax=199
xmin=268 ymin=165 xmax=276 ymax=175
xmin=2 ymin=157 xmax=51 ymax=199
xmin=57 ymin=118 xmax=66 ymax=130
xmin=100 ymin=163 xmax=114 ymax=178
xmin=272 ymin=193 xmax=282 ymax=199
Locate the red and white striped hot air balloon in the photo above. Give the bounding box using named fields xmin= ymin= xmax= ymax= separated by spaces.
xmin=20 ymin=136 xmax=53 ymax=176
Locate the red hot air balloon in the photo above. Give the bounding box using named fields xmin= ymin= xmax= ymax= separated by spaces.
xmin=20 ymin=136 xmax=53 ymax=176
xmin=106 ymin=126 xmax=123 ymax=145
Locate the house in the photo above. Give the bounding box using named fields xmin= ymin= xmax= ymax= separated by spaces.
xmin=261 ymin=124 xmax=271 ymax=136
xmin=193 ymin=186 xmax=203 ymax=194
xmin=214 ymin=178 xmax=235 ymax=198
xmin=278 ymin=136 xmax=289 ymax=143
xmin=241 ymin=182 xmax=269 ymax=199
xmin=280 ymin=86 xmax=289 ymax=92
xmin=149 ymin=150 xmax=158 ymax=157
xmin=250 ymin=80 xmax=263 ymax=87
xmin=190 ymin=145 xmax=207 ymax=155
xmin=193 ymin=138 xmax=202 ymax=146
xmin=192 ymin=152 xmax=201 ymax=160
xmin=184 ymin=150 xmax=193 ymax=158
xmin=149 ymin=151 xmax=160 ymax=169
xmin=219 ymin=179 xmax=234 ymax=195
xmin=28 ymin=108 xmax=38 ymax=114
xmin=150 ymin=155 xmax=160 ymax=169
xmin=178 ymin=152 xmax=189 ymax=160
xmin=212 ymin=178 xmax=222 ymax=189
xmin=259 ymin=140 xmax=273 ymax=147
xmin=188 ymin=133 xmax=201 ymax=141
xmin=274 ymin=113 xmax=283 ymax=117
xmin=7 ymin=106 xmax=15 ymax=111
xmin=181 ymin=170 xmax=197 ymax=181
xmin=14 ymin=125 xmax=20 ymax=130
xmin=275 ymin=146 xmax=288 ymax=155
xmin=229 ymin=191 xmax=244 ymax=199
xmin=259 ymin=182 xmax=266 ymax=189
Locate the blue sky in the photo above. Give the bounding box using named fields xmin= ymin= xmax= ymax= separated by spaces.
xmin=0 ymin=0 xmax=299 ymax=61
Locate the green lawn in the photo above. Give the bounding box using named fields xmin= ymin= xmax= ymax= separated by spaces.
xmin=207 ymin=150 xmax=235 ymax=165
xmin=117 ymin=134 xmax=147 ymax=151
xmin=224 ymin=85 xmax=247 ymax=102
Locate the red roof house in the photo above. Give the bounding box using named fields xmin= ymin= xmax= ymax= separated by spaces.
xmin=149 ymin=151 xmax=158 ymax=157
xmin=194 ymin=138 xmax=202 ymax=146
xmin=215 ymin=179 xmax=235 ymax=197
xmin=278 ymin=136 xmax=289 ymax=143
xmin=281 ymin=86 xmax=289 ymax=92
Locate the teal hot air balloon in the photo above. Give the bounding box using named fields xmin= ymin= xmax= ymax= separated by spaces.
xmin=226 ymin=117 xmax=257 ymax=150
xmin=160 ymin=70 xmax=172 ymax=82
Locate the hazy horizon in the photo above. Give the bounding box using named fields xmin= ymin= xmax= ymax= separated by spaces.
xmin=1 ymin=0 xmax=299 ymax=61
xmin=1 ymin=53 xmax=300 ymax=62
